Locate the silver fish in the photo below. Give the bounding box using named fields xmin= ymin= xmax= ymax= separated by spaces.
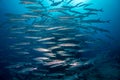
xmin=18 ymin=67 xmax=37 ymax=74
xmin=84 ymin=8 xmax=103 ymax=12
xmin=37 ymin=37 xmax=55 ymax=42
xmin=34 ymin=48 xmax=51 ymax=52
xmin=59 ymin=43 xmax=79 ymax=47
xmin=58 ymin=38 xmax=75 ymax=41
xmin=44 ymin=60 xmax=65 ymax=66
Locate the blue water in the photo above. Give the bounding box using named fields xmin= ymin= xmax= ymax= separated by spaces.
xmin=0 ymin=0 xmax=120 ymax=50
xmin=0 ymin=0 xmax=120 ymax=80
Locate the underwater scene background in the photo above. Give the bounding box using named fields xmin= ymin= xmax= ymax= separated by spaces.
xmin=0 ymin=0 xmax=120 ymax=80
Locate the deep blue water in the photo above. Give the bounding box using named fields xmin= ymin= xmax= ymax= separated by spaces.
xmin=0 ymin=0 xmax=120 ymax=80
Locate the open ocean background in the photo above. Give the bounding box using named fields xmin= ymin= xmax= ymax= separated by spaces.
xmin=0 ymin=0 xmax=120 ymax=50
xmin=0 ymin=0 xmax=120 ymax=80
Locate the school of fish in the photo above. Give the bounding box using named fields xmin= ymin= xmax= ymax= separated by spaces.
xmin=1 ymin=0 xmax=117 ymax=80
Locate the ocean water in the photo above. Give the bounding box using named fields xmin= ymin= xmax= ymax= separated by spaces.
xmin=0 ymin=0 xmax=120 ymax=80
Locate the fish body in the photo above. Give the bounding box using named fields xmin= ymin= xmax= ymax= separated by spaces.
xmin=20 ymin=1 xmax=38 ymax=4
xmin=37 ymin=37 xmax=55 ymax=42
xmin=84 ymin=8 xmax=103 ymax=12
xmin=34 ymin=48 xmax=51 ymax=52
xmin=80 ymin=19 xmax=110 ymax=24
xmin=18 ymin=67 xmax=37 ymax=74
xmin=51 ymin=0 xmax=64 ymax=6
